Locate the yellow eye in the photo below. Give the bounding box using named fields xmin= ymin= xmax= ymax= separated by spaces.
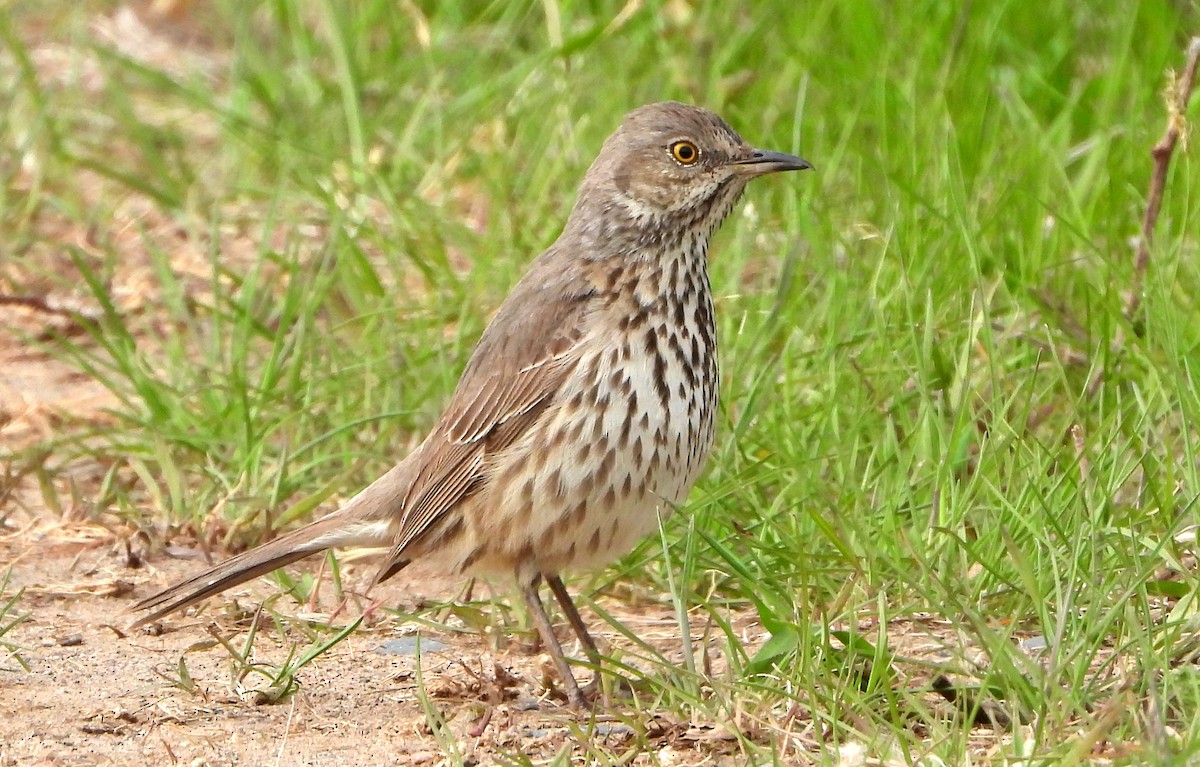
xmin=670 ymin=140 xmax=699 ymax=165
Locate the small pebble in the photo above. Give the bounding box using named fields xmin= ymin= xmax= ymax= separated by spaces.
xmin=375 ymin=636 xmax=449 ymax=656
xmin=1019 ymin=635 xmax=1048 ymax=653
xmin=595 ymin=723 xmax=635 ymax=737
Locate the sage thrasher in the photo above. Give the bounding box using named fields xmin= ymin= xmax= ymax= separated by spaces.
xmin=132 ymin=102 xmax=811 ymax=707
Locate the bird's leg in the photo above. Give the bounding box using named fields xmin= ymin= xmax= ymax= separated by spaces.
xmin=544 ymin=574 xmax=602 ymax=665
xmin=545 ymin=573 xmax=612 ymax=703
xmin=519 ymin=576 xmax=587 ymax=708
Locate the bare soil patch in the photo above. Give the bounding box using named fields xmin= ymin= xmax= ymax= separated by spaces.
xmin=1 ymin=519 xmax=762 ymax=766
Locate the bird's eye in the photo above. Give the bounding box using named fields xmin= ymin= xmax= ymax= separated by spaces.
xmin=670 ymin=140 xmax=699 ymax=165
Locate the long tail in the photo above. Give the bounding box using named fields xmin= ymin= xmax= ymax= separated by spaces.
xmin=130 ymin=460 xmax=415 ymax=626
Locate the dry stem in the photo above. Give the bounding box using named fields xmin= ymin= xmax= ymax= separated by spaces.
xmin=1126 ymin=37 xmax=1200 ymax=320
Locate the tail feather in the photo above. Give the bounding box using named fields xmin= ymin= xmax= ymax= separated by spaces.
xmin=131 ymin=541 xmax=320 ymax=626
xmin=130 ymin=510 xmax=393 ymax=627
xmin=130 ymin=452 xmax=422 ymax=626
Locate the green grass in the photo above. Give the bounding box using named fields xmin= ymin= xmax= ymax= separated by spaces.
xmin=3 ymin=0 xmax=1200 ymax=763
xmin=0 ymin=567 xmax=30 ymax=673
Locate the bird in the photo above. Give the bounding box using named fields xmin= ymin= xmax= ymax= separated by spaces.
xmin=130 ymin=101 xmax=811 ymax=708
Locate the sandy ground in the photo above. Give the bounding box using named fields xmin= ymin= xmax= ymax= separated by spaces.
xmin=1 ymin=518 xmax=744 ymax=767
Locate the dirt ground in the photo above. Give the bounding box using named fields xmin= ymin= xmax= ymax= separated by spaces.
xmin=0 ymin=517 xmax=749 ymax=767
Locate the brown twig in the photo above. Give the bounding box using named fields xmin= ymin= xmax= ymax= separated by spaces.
xmin=1126 ymin=37 xmax=1200 ymax=321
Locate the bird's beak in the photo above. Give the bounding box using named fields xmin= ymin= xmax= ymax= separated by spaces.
xmin=729 ymin=149 xmax=813 ymax=175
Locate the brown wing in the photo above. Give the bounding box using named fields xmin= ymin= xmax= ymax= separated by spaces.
xmin=374 ymin=250 xmax=596 ymax=579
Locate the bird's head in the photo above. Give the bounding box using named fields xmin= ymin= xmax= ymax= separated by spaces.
xmin=581 ymin=101 xmax=811 ymax=224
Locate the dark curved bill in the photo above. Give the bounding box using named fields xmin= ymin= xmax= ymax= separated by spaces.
xmin=730 ymin=149 xmax=813 ymax=175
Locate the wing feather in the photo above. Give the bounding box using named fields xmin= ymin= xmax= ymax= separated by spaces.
xmin=373 ymin=253 xmax=596 ymax=579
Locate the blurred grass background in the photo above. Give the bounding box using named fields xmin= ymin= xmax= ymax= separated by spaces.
xmin=2 ymin=0 xmax=1200 ymax=762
